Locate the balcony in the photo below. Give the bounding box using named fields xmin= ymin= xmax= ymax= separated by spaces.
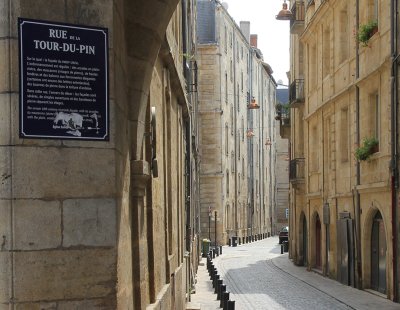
xmin=290 ymin=1 xmax=305 ymax=34
xmin=275 ymin=104 xmax=290 ymax=139
xmin=289 ymin=79 xmax=304 ymax=107
xmin=289 ymin=158 xmax=305 ymax=183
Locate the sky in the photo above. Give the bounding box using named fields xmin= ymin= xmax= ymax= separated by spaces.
xmin=221 ymin=0 xmax=290 ymax=85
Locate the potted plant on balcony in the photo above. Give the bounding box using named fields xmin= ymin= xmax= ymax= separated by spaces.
xmin=357 ymin=20 xmax=378 ymax=47
xmin=355 ymin=136 xmax=379 ymax=161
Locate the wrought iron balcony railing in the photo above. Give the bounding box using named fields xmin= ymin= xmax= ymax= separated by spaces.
xmin=290 ymin=1 xmax=305 ymax=34
xmin=289 ymin=79 xmax=305 ymax=107
xmin=289 ymin=158 xmax=305 ymax=182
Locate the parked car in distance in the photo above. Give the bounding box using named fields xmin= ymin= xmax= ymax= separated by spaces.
xmin=278 ymin=226 xmax=289 ymax=244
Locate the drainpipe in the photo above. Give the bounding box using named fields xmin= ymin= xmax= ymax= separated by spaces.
xmin=233 ymin=32 xmax=238 ymax=238
xmin=354 ymin=0 xmax=362 ymax=290
xmin=390 ymin=0 xmax=398 ymax=301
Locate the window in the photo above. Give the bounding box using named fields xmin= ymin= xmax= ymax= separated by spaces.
xmin=309 ymin=43 xmax=317 ymax=90
xmin=340 ymin=108 xmax=349 ymax=162
xmin=226 ymin=170 xmax=230 ymax=195
xmin=225 ymin=72 xmax=228 ymax=104
xmin=241 ymin=117 xmax=244 ymax=141
xmin=224 ymin=26 xmax=227 ymax=53
xmin=231 ymin=151 xmax=235 ymax=172
xmin=230 ymin=59 xmax=233 ymax=81
xmin=339 ymin=7 xmax=348 ymax=64
xmin=310 ymin=125 xmax=319 ymax=172
xmin=225 ymin=123 xmax=229 ymax=155
xmin=241 ymin=72 xmax=244 ymax=92
xmin=237 ymin=84 xmax=240 ymax=112
xmin=236 ymin=41 xmax=239 ymax=62
xmin=370 ymin=93 xmax=380 ymax=142
xmin=229 ymin=31 xmax=232 ymax=47
xmin=230 ymin=106 xmax=234 ymax=135
xmin=323 ymin=26 xmax=330 ymax=77
xmin=238 ymin=130 xmax=241 ymax=159
xmin=368 ymin=0 xmax=378 ymax=22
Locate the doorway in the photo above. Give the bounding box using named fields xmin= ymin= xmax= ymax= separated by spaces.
xmin=301 ymin=214 xmax=307 ymax=266
xmin=315 ymin=214 xmax=322 ymax=269
xmin=371 ymin=211 xmax=386 ymax=294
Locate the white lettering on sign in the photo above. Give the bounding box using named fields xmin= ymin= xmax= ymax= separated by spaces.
xmin=32 ymin=28 xmax=95 ymax=55
xmin=34 ymin=40 xmax=95 ymax=55
xmin=49 ymin=29 xmax=67 ymax=39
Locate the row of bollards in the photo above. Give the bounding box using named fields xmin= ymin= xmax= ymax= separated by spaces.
xmin=229 ymin=233 xmax=271 ymax=247
xmin=207 ymin=250 xmax=235 ymax=310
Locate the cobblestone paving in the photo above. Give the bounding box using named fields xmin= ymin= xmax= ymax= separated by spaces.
xmin=214 ymin=238 xmax=352 ymax=310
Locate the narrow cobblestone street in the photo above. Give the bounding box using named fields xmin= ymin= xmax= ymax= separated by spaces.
xmin=191 ymin=237 xmax=400 ymax=310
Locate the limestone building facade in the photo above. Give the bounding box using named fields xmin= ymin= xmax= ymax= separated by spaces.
xmin=196 ymin=0 xmax=277 ymax=245
xmin=284 ymin=0 xmax=400 ymax=301
xmin=0 ymin=0 xmax=200 ymax=309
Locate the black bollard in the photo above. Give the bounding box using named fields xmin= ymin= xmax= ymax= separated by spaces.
xmin=227 ymin=300 xmax=235 ymax=310
xmin=228 ymin=238 xmax=231 ymax=246
xmin=208 ymin=262 xmax=213 ymax=275
xmin=218 ymin=284 xmax=226 ymax=300
xmin=213 ymin=274 xmax=220 ymax=288
xmin=221 ymin=291 xmax=230 ymax=309
xmin=238 ymin=237 xmax=241 ymax=245
xmin=212 ymin=248 xmax=216 ymax=258
xmin=210 ymin=267 xmax=216 ymax=280
xmin=281 ymin=244 xmax=283 ymax=254
xmin=215 ymin=279 xmax=223 ymax=294
xmin=220 ymin=245 xmax=222 ymax=254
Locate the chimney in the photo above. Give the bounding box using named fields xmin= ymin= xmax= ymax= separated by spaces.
xmin=240 ymin=21 xmax=250 ymax=43
xmin=250 ymin=34 xmax=258 ymax=48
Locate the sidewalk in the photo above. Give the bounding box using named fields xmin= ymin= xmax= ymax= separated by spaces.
xmin=189 ymin=256 xmax=221 ymax=310
xmin=272 ymin=254 xmax=400 ymax=310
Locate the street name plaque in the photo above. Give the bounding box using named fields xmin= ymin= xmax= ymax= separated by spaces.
xmin=18 ymin=18 xmax=109 ymax=140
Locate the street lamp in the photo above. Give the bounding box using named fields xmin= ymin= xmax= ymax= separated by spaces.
xmin=275 ymin=0 xmax=293 ymax=21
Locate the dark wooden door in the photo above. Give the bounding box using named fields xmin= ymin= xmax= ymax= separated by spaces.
xmin=371 ymin=212 xmax=386 ymax=294
xmin=315 ymin=216 xmax=322 ymax=269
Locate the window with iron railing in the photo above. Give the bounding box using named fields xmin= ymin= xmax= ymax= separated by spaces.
xmin=289 ymin=79 xmax=305 ymax=104
xmin=290 ymin=1 xmax=305 ymax=30
xmin=289 ymin=158 xmax=305 ymax=181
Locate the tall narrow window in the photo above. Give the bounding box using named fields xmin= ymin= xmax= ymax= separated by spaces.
xmin=340 ymin=108 xmax=349 ymax=162
xmin=323 ymin=26 xmax=330 ymax=77
xmin=237 ymin=84 xmax=240 ymax=112
xmin=231 ymin=151 xmax=235 ymax=172
xmin=226 ymin=170 xmax=230 ymax=195
xmin=224 ymin=26 xmax=227 ymax=53
xmin=230 ymin=106 xmax=234 ymax=135
xmin=309 ymin=44 xmax=317 ymax=90
xmin=225 ymin=123 xmax=229 ymax=155
xmin=238 ymin=130 xmax=241 ymax=159
xmin=311 ymin=125 xmax=319 ymax=172
xmin=225 ymin=73 xmax=228 ymax=103
xmin=368 ymin=0 xmax=379 ymax=21
xmin=241 ymin=117 xmax=244 ymax=141
xmin=339 ymin=8 xmax=348 ymax=63
xmin=230 ymin=59 xmax=233 ymax=81
xmin=370 ymin=93 xmax=380 ymax=142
